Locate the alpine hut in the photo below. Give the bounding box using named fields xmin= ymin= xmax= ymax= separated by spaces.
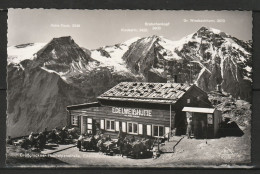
xmin=67 ymin=82 xmax=221 ymax=139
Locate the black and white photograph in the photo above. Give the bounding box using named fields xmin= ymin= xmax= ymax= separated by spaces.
xmin=6 ymin=9 xmax=252 ymax=167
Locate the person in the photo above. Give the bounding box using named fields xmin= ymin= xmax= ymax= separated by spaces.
xmin=28 ymin=132 xmax=36 ymax=146
xmin=131 ymin=135 xmax=135 ymax=143
xmin=90 ymin=134 xmax=96 ymax=148
xmin=6 ymin=136 xmax=12 ymax=145
xmin=117 ymin=137 xmax=124 ymax=156
xmin=152 ymin=145 xmax=160 ymax=159
xmin=201 ymin=120 xmax=206 ymax=139
xmin=106 ymin=135 xmax=111 ymax=141
xmin=117 ymin=127 xmax=122 ymax=139
xmin=43 ymin=128 xmax=48 ymax=138
xmin=59 ymin=127 xmax=67 ymax=144
xmin=88 ymin=130 xmax=92 ymax=137
xmin=77 ymin=134 xmax=85 ymax=151
xmin=186 ymin=117 xmax=193 ymax=139
xmin=123 ymin=137 xmax=129 ymax=143
xmin=37 ymin=132 xmax=46 ymax=149
xmin=48 ymin=129 xmax=57 ymax=143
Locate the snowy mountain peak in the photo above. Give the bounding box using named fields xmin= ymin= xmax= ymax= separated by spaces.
xmin=8 ymin=43 xmax=46 ymax=65
xmin=51 ymin=36 xmax=74 ymax=44
xmin=36 ymin=36 xmax=89 ymax=65
xmin=197 ymin=26 xmax=222 ymax=34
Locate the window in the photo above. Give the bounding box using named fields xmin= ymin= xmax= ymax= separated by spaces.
xmin=153 ymin=125 xmax=164 ymax=137
xmin=127 ymin=122 xmax=138 ymax=134
xmin=207 ymin=114 xmax=213 ymax=124
xmin=187 ymin=98 xmax=191 ymax=104
xmin=71 ymin=116 xmax=78 ymax=126
xmin=106 ymin=119 xmax=115 ymax=131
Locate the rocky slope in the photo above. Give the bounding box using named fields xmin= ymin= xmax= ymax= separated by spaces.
xmin=7 ymin=61 xmax=87 ymax=137
xmin=182 ymin=27 xmax=252 ymax=101
xmin=121 ymin=27 xmax=252 ymax=101
xmin=7 ymin=27 xmax=252 ymax=137
xmin=208 ymin=91 xmax=251 ymax=128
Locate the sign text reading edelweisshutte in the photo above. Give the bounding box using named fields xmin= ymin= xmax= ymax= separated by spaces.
xmin=112 ymin=107 xmax=152 ymax=117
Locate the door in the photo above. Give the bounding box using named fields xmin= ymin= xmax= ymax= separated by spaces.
xmin=193 ymin=113 xmax=207 ymax=139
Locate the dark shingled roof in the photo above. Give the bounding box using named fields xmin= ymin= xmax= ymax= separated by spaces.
xmin=97 ymin=82 xmax=194 ymax=104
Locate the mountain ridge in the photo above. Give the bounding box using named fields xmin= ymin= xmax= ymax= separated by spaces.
xmin=7 ymin=26 xmax=252 ymax=137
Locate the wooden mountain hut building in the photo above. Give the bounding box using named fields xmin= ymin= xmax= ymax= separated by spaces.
xmin=66 ymin=82 xmax=221 ymax=139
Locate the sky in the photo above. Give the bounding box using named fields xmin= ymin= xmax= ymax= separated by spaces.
xmin=8 ymin=9 xmax=252 ymax=49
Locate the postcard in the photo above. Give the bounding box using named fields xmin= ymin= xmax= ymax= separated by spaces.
xmin=6 ymin=9 xmax=252 ymax=167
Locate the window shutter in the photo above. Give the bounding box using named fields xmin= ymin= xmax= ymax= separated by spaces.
xmin=165 ymin=127 xmax=170 ymax=136
xmin=87 ymin=124 xmax=92 ymax=130
xmin=71 ymin=116 xmax=74 ymax=125
xmin=122 ymin=122 xmax=126 ymax=132
xmin=116 ymin=121 xmax=120 ymax=131
xmin=80 ymin=116 xmax=83 ymax=132
xmin=138 ymin=124 xmax=143 ymax=135
xmin=87 ymin=118 xmax=92 ymax=124
xmin=100 ymin=119 xmax=104 ymax=129
xmin=147 ymin=125 xmax=151 ymax=136
xmin=77 ymin=116 xmax=80 ymax=127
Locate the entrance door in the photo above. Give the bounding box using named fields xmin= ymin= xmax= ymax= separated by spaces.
xmin=193 ymin=113 xmax=207 ymax=139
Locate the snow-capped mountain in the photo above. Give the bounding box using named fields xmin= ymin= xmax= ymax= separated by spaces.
xmin=176 ymin=27 xmax=252 ymax=100
xmin=90 ymin=37 xmax=140 ymax=73
xmin=7 ymin=27 xmax=252 ymax=137
xmin=8 ymin=43 xmax=46 ymax=65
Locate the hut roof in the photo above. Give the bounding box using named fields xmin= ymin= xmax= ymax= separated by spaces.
xmin=98 ymin=82 xmax=194 ymax=104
